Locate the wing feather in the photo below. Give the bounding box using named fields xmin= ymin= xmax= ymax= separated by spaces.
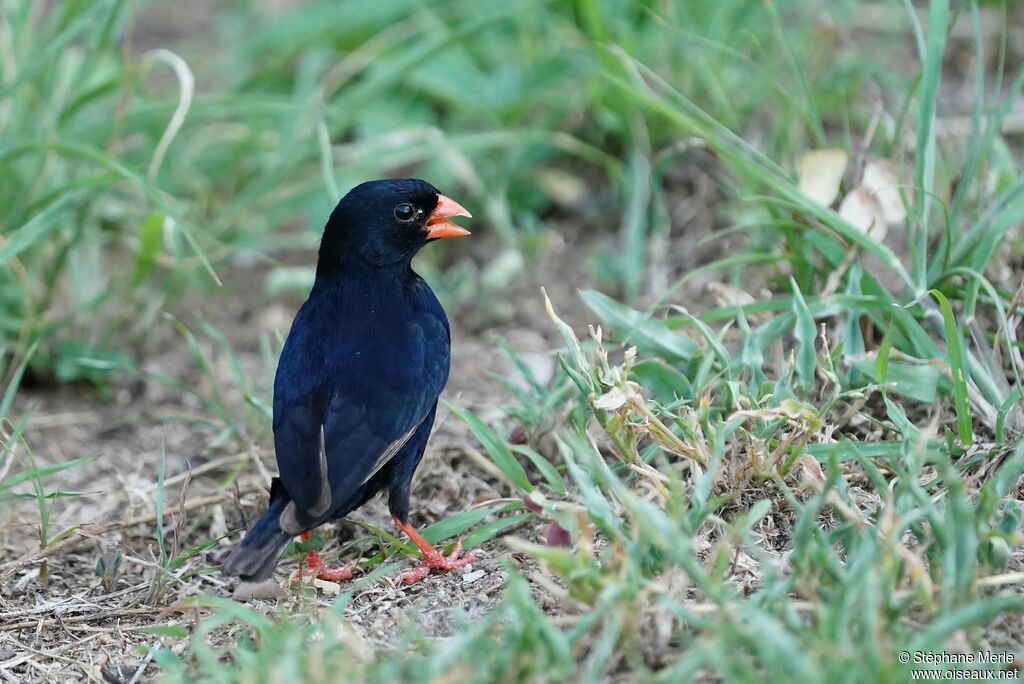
xmin=272 ymin=288 xmax=450 ymax=521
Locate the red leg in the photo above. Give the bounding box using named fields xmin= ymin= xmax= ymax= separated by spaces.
xmin=392 ymin=515 xmax=477 ymax=585
xmin=289 ymin=531 xmax=357 ymax=582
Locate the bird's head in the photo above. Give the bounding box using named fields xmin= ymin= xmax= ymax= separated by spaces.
xmin=318 ymin=178 xmax=471 ymax=273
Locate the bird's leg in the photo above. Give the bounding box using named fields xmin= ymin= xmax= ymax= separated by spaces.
xmin=392 ymin=515 xmax=477 ymax=585
xmin=289 ymin=531 xmax=356 ymax=582
xmin=297 ymin=531 xmax=324 ymax=572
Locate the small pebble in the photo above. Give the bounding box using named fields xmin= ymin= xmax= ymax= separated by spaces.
xmin=232 ymin=579 xmax=286 ymax=601
xmin=462 ymin=569 xmax=486 ymax=584
xmin=313 ymin=578 xmax=341 ymax=595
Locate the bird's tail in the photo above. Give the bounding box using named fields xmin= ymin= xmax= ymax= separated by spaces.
xmin=221 ymin=479 xmax=294 ymax=582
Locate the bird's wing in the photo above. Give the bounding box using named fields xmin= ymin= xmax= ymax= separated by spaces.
xmin=272 ymin=376 xmax=333 ymax=517
xmin=272 ymin=299 xmax=450 ymax=519
xmin=319 ymin=310 xmax=450 ymax=508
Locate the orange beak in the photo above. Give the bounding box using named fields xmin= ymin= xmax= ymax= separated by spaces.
xmin=425 ymin=194 xmax=472 ymax=240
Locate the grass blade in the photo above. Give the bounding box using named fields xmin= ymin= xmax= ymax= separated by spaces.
xmin=930 ymin=290 xmax=972 ymax=444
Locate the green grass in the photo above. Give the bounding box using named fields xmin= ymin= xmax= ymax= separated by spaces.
xmin=2 ymin=0 xmax=1023 ymax=682
xmin=0 ymin=416 xmax=93 ymax=555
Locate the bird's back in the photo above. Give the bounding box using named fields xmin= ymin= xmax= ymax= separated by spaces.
xmin=272 ymin=271 xmax=450 ymax=527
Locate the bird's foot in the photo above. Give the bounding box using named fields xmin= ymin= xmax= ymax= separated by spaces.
xmin=289 ymin=554 xmax=357 ymax=582
xmin=289 ymin=533 xmax=356 ymax=582
xmin=392 ymin=515 xmax=477 ymax=585
xmin=400 ymin=538 xmax=477 ymax=584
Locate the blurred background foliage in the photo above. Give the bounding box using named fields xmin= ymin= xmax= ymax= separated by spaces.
xmin=0 ymin=0 xmax=899 ymax=387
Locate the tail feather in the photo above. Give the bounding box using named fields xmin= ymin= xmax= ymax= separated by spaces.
xmin=221 ymin=479 xmax=294 ymax=582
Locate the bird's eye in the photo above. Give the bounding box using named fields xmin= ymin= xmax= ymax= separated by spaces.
xmin=394 ymin=203 xmax=416 ymax=222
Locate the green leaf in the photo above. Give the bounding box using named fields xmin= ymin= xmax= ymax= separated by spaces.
xmin=0 ymin=195 xmax=74 ymax=263
xmin=876 ymin=317 xmax=895 ymax=390
xmin=155 ymin=445 xmax=167 ymax=570
xmin=848 ymin=356 xmax=942 ymax=404
xmin=420 ymin=502 xmax=521 ymax=545
xmin=462 ymin=512 xmax=533 ymax=549
xmin=169 ymin=537 xmax=222 ymax=572
xmin=736 ymin=305 xmax=766 ymax=387
xmin=670 ymin=305 xmax=731 ymax=374
xmin=631 ymin=359 xmax=693 ymax=403
xmin=619 ymin=147 xmax=652 ymax=301
xmin=144 ymin=625 xmax=190 ymax=638
xmin=512 ymin=445 xmax=566 ymax=495
xmin=909 ymin=0 xmax=949 ymax=288
xmin=580 ymin=290 xmax=698 ymax=360
xmin=909 ymin=596 xmax=1024 ymax=649
xmin=883 ymin=395 xmax=920 ymax=442
xmin=789 ymin=278 xmax=816 ymax=394
xmin=53 ymin=341 xmax=134 ymax=385
xmin=286 ymin=533 xmax=325 ymax=557
xmin=129 ymin=210 xmax=165 ymax=288
xmin=0 ymin=340 xmax=39 ymax=420
xmin=930 ymin=289 xmax=973 ymax=444
xmin=3 ymin=139 xmax=220 ymax=285
xmin=805 ymin=439 xmax=932 ymax=461
xmin=0 ymin=455 xmax=96 ymax=492
xmin=444 ymin=402 xmax=533 ymax=492
xmin=265 ymin=266 xmax=316 ymax=297
xmin=543 ymin=289 xmax=593 ymax=391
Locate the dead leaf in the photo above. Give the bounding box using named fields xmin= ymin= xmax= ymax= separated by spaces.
xmin=522 ymin=493 xmax=544 ymax=514
xmin=546 ymin=521 xmax=572 ymax=548
xmin=593 ymin=386 xmax=629 ymax=411
xmin=798 ymin=149 xmax=849 ymax=207
xmin=534 ymin=168 xmax=588 ymax=208
xmin=838 ymin=186 xmax=888 ymax=240
xmin=796 ymin=455 xmax=826 ymax=488
xmin=313 ymin=578 xmax=341 ymax=595
xmin=861 ymin=159 xmax=907 ymax=225
xmin=209 ymin=504 xmax=227 ymax=539
xmin=592 ymin=382 xmax=642 ymax=411
xmin=707 ymin=282 xmax=756 ymax=310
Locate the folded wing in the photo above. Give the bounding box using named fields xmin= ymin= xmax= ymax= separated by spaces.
xmin=273 ymin=300 xmax=450 ymax=521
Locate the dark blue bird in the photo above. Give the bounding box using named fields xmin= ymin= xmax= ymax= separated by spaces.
xmin=222 ymin=178 xmax=472 ymax=585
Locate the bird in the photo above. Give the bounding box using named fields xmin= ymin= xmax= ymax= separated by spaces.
xmin=221 ymin=178 xmax=473 ymax=585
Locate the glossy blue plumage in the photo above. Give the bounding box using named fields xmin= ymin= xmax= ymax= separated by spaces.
xmin=273 ymin=270 xmax=450 ymax=527
xmin=222 ymin=179 xmax=459 ymax=581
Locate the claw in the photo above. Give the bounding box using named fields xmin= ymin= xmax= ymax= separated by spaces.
xmin=289 ymin=558 xmax=356 ymax=583
xmin=289 ymin=531 xmax=357 ymax=583
xmin=392 ymin=515 xmax=477 ymax=585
